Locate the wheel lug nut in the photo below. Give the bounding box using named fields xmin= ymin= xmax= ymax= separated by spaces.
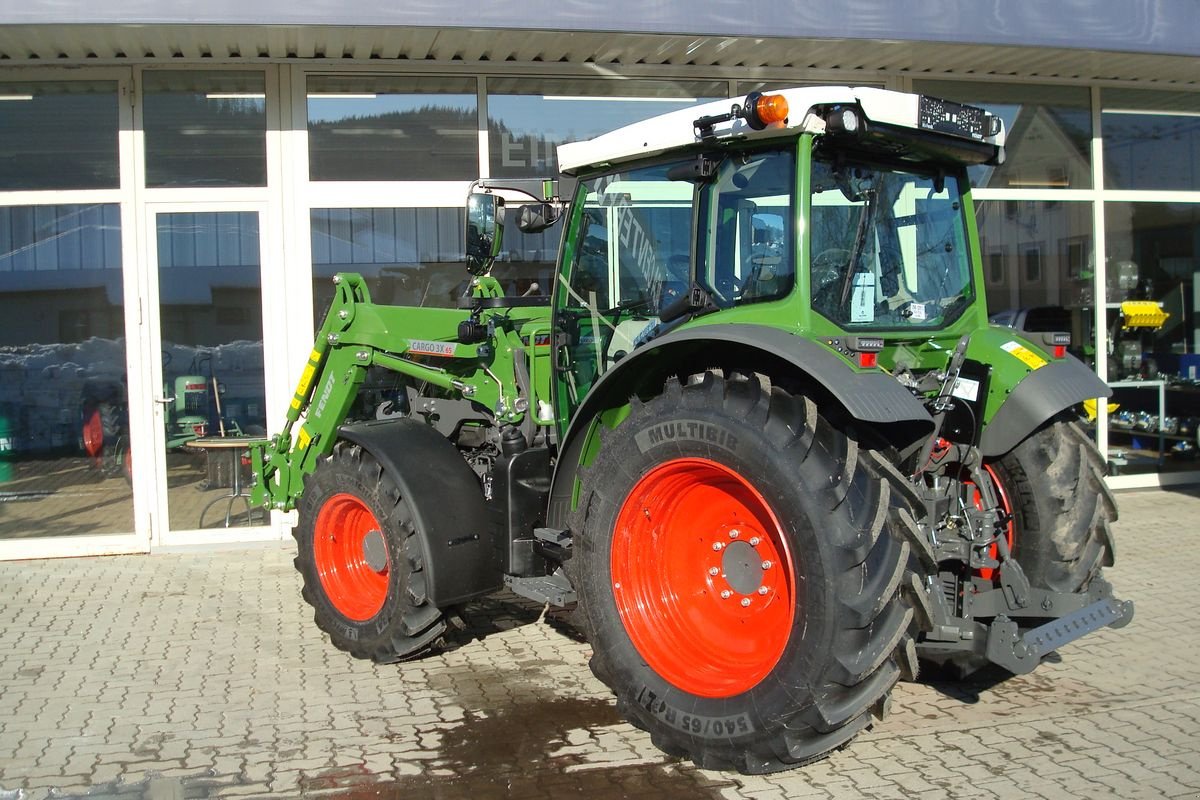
xmin=713 ymin=542 xmax=725 ymax=551
xmin=720 ymin=590 xmax=732 ymax=599
xmin=740 ymin=598 xmax=752 ymax=607
xmin=729 ymin=529 xmax=740 ymax=539
xmin=761 ymin=560 xmax=773 ymax=569
xmin=758 ymin=586 xmax=769 ymax=595
xmin=709 ymin=567 xmax=720 ymax=576
xmin=749 ymin=537 xmax=761 ymax=546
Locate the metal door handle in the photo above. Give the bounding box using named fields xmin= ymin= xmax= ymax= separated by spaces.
xmin=155 ymin=396 xmax=175 ymax=404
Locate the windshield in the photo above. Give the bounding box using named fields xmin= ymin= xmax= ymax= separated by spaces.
xmin=810 ymin=156 xmax=973 ymax=329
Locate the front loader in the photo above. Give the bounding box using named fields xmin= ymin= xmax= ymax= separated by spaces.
xmin=251 ymin=86 xmax=1132 ymax=773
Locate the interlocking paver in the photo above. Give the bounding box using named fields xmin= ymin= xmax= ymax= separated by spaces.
xmin=1 ymin=486 xmax=1199 ymax=799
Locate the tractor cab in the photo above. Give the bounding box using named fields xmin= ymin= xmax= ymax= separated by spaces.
xmin=466 ymin=87 xmax=1006 ymax=422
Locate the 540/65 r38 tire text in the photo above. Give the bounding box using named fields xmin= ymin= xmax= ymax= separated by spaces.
xmin=293 ymin=441 xmax=447 ymax=663
xmin=572 ymin=372 xmax=918 ymax=774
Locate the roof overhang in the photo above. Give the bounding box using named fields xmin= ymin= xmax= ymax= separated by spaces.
xmin=0 ymin=23 xmax=1196 ymax=88
xmin=0 ymin=1 xmax=1198 ymax=58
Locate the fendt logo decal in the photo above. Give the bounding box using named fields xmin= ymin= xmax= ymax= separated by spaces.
xmin=314 ymin=375 xmax=336 ymax=419
xmin=635 ymin=420 xmax=740 ymax=454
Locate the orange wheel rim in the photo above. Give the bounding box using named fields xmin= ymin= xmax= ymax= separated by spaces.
xmin=969 ymin=464 xmax=1014 ymax=581
xmin=82 ymin=408 xmax=104 ymax=459
xmin=611 ymin=457 xmax=796 ymax=698
xmin=313 ymin=493 xmax=390 ymax=621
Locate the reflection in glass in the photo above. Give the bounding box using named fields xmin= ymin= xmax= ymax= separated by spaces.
xmin=1102 ymin=90 xmax=1200 ymax=191
xmin=143 ymin=71 xmax=267 ymax=188
xmin=0 ymin=81 xmax=119 ymax=191
xmin=156 ymin=212 xmax=267 ymax=530
xmin=0 ymin=204 xmax=132 ymax=538
xmin=977 ymin=200 xmax=1095 ymax=317
xmin=307 ymin=76 xmax=478 ymax=181
xmin=487 ymin=78 xmax=727 ymax=178
xmin=913 ymin=81 xmax=1092 ymax=190
xmin=1103 ymin=202 xmax=1199 ymax=475
xmin=311 ymin=207 xmax=471 ymax=318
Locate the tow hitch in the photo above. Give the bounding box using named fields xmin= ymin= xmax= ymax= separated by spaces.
xmin=985 ymin=597 xmax=1135 ymax=674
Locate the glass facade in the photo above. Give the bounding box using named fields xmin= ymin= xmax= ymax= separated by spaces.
xmin=0 ymin=203 xmax=133 ymax=538
xmin=307 ymin=75 xmax=478 ymax=181
xmin=486 ymin=78 xmax=727 ymax=178
xmin=913 ymin=81 xmax=1092 ymax=190
xmin=310 ymin=207 xmax=468 ymax=316
xmin=0 ymin=81 xmax=119 ymax=190
xmin=1102 ymin=90 xmax=1200 ymax=191
xmin=156 ymin=211 xmax=267 ymax=530
xmin=1 ymin=61 xmax=1199 ymax=554
xmin=1103 ymin=201 xmax=1200 ymax=473
xmin=143 ymin=71 xmax=268 ymax=188
xmin=977 ymin=200 xmax=1095 ymax=314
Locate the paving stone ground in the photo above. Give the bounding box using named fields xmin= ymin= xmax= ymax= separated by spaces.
xmin=1 ymin=486 xmax=1198 ymax=799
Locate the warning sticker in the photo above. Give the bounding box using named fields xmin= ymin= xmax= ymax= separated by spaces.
xmin=1001 ymin=341 xmax=1047 ymax=370
xmin=850 ymin=273 xmax=876 ymax=323
xmin=951 ymin=376 xmax=980 ymax=402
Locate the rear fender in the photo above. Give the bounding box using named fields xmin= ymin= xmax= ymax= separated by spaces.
xmin=338 ymin=419 xmax=502 ymax=606
xmin=979 ymin=356 xmax=1110 ymax=457
xmin=547 ymin=324 xmax=934 ymax=527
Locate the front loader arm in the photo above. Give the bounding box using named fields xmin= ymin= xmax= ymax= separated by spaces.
xmin=250 ymin=274 xmax=372 ymax=511
xmin=249 ymin=272 xmax=547 ymax=512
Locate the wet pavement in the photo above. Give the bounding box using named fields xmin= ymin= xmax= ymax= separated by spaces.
xmin=1 ymin=486 xmax=1200 ymax=799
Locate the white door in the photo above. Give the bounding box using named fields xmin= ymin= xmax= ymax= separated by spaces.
xmin=137 ymin=201 xmax=287 ymax=547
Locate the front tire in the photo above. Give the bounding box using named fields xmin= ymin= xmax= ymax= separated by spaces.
xmin=294 ymin=441 xmax=447 ymax=662
xmin=573 ymin=372 xmax=916 ymax=773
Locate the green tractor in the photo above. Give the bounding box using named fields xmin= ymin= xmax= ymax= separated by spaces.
xmin=252 ymin=87 xmax=1132 ymax=773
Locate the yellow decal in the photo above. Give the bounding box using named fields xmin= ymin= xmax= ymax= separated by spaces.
xmin=294 ymin=363 xmax=317 ymax=400
xmin=297 ymin=426 xmax=312 ymax=451
xmin=1001 ymin=341 xmax=1047 ymax=370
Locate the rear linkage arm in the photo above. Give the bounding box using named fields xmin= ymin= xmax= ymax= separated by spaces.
xmin=905 ymin=334 xmax=1133 ymax=672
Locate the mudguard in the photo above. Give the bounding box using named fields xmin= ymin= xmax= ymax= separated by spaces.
xmin=548 ymin=323 xmax=935 ymax=525
xmin=338 ymin=418 xmax=502 ymax=607
xmin=979 ymin=356 xmax=1111 ymax=457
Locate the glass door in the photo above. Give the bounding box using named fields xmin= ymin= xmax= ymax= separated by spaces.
xmin=140 ymin=203 xmax=277 ymax=546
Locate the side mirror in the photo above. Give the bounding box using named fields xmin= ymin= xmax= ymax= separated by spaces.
xmin=465 ymin=192 xmax=504 ymax=276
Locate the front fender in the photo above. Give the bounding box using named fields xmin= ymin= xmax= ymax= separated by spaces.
xmin=339 ymin=419 xmax=502 ymax=607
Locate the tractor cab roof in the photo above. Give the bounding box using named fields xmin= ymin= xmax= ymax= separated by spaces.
xmin=556 ymin=85 xmax=1006 ymax=176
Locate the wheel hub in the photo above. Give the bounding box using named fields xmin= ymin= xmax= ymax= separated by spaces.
xmin=362 ymin=529 xmax=388 ymax=572
xmin=720 ymin=539 xmax=764 ymax=595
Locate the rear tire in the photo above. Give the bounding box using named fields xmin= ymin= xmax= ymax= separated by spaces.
xmin=573 ymin=372 xmax=917 ymax=773
xmin=294 ymin=441 xmax=447 ymax=662
xmin=922 ymin=420 xmax=1118 ymax=676
xmin=993 ymin=420 xmax=1117 ymax=595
